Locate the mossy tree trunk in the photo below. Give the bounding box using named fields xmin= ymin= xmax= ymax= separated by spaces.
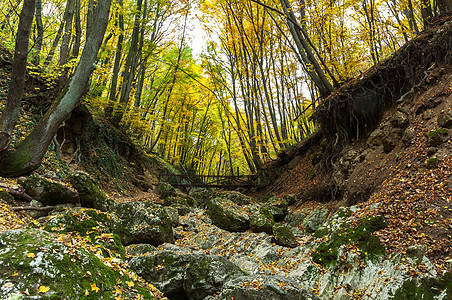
xmin=0 ymin=0 xmax=112 ymax=177
xmin=0 ymin=0 xmax=36 ymax=142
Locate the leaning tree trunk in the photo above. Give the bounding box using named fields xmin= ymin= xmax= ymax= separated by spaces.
xmin=0 ymin=0 xmax=36 ymax=147
xmin=0 ymin=0 xmax=112 ymax=177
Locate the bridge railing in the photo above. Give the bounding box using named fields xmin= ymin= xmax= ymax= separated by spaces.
xmin=157 ymin=173 xmax=253 ymax=189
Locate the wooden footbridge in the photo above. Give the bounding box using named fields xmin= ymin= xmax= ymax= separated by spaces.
xmin=158 ymin=172 xmax=254 ymax=189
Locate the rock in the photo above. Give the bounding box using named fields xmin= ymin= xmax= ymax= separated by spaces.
xmin=368 ymin=129 xmax=386 ymax=147
xmin=437 ymin=112 xmax=452 ymax=128
xmin=189 ymin=187 xmax=213 ymax=206
xmin=302 ymin=208 xmax=328 ymax=233
xmin=402 ymin=128 xmax=416 ymax=146
xmin=425 ymin=156 xmax=439 ymax=169
xmin=126 ymin=244 xmax=157 ymax=256
xmin=0 ymin=189 xmax=14 ymax=205
xmin=283 ymin=194 xmax=297 ymax=206
xmin=250 ymin=209 xmax=275 ymax=234
xmin=67 ymin=171 xmax=114 ymax=211
xmin=38 ymin=208 xmax=125 ymax=258
xmin=0 ymin=229 xmax=156 ymax=299
xmin=183 ymin=255 xmax=245 ymax=300
xmin=163 ymin=206 xmax=179 ymax=225
xmin=273 ymin=224 xmax=296 ymax=247
xmin=214 ymin=190 xmax=252 ymax=205
xmin=206 ymin=198 xmax=249 ymax=232
xmin=262 ymin=196 xmax=288 ymax=221
xmin=218 ymin=275 xmax=320 ymax=300
xmin=19 ymin=174 xmax=79 ymax=206
xmin=164 ymin=195 xmax=197 ymax=208
xmin=154 ymin=182 xmax=178 ymax=199
xmin=129 ymin=248 xmax=194 ymax=297
xmin=234 ymin=256 xmax=260 ymax=275
xmin=427 ymin=128 xmax=449 ymax=147
xmin=28 ymin=200 xmax=47 ymax=218
xmin=113 ymin=201 xmax=174 ymax=246
xmin=253 ymin=245 xmax=279 ymax=263
xmin=285 ymin=211 xmax=307 ymax=228
xmin=391 ymin=111 xmax=409 ymax=128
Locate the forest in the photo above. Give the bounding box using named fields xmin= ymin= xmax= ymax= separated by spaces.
xmin=0 ymin=0 xmax=451 ymax=298
xmin=1 ymin=0 xmax=449 ymax=178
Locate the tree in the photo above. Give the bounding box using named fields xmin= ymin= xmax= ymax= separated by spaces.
xmin=0 ymin=0 xmax=112 ymax=177
xmin=0 ymin=0 xmax=36 ymax=141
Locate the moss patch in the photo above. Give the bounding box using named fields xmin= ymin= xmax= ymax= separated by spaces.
xmin=312 ymin=216 xmax=387 ymax=267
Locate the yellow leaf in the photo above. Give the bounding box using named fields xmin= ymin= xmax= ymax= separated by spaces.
xmin=12 ymin=271 xmax=19 ymax=277
xmin=26 ymin=253 xmax=35 ymax=258
xmin=85 ymin=289 xmax=89 ymax=296
xmin=127 ymin=281 xmax=135 ymax=288
xmin=91 ymin=283 xmax=100 ymax=293
xmin=38 ymin=286 xmax=50 ymax=293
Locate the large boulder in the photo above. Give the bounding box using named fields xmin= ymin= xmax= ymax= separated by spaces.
xmin=113 ymin=201 xmax=174 ymax=246
xmin=0 ymin=229 xmax=158 ymax=299
xmin=183 ymin=255 xmax=245 ymax=300
xmin=67 ymin=171 xmax=114 ymax=211
xmin=37 ymin=207 xmax=125 ymax=258
xmin=214 ymin=190 xmax=252 ymax=205
xmin=206 ymin=198 xmax=249 ymax=232
xmin=129 ymin=248 xmax=194 ymax=298
xmin=218 ymin=275 xmax=320 ymax=300
xmin=19 ymin=174 xmax=79 ymax=206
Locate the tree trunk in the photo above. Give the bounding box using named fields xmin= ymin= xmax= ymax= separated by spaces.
xmin=0 ymin=0 xmax=36 ymax=144
xmin=33 ymin=0 xmax=43 ymax=65
xmin=0 ymin=0 xmax=112 ymax=177
xmin=72 ymin=0 xmax=81 ymax=58
xmin=59 ymin=0 xmax=75 ymax=66
xmin=44 ymin=20 xmax=64 ymax=67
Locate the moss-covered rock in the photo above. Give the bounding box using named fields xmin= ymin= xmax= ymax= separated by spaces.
xmin=126 ymin=244 xmax=157 ymax=257
xmin=273 ymin=223 xmax=296 ymax=247
xmin=153 ymin=182 xmax=178 ymax=199
xmin=214 ymin=190 xmax=252 ymax=205
xmin=261 ymin=196 xmax=288 ymax=221
xmin=163 ymin=194 xmax=197 ymax=208
xmin=425 ymin=156 xmax=440 ymax=169
xmin=183 ymin=255 xmax=245 ymax=300
xmin=392 ymin=272 xmax=452 ymax=300
xmin=302 ymin=208 xmax=328 ymax=233
xmin=250 ymin=209 xmax=275 ymax=234
xmin=206 ymin=198 xmax=249 ymax=232
xmin=0 ymin=229 xmax=157 ymax=299
xmin=312 ymin=216 xmax=387 ymax=267
xmin=37 ymin=208 xmax=125 ymax=259
xmin=113 ymin=201 xmax=174 ymax=246
xmin=67 ymin=171 xmax=114 ymax=211
xmin=437 ymin=112 xmax=452 ymax=128
xmin=19 ymin=174 xmax=79 ymax=206
xmin=129 ymin=249 xmax=194 ymax=298
xmin=218 ymin=275 xmax=320 ymax=300
xmin=189 ymin=187 xmax=213 ymax=206
xmin=0 ymin=189 xmax=15 ymax=205
xmin=427 ymin=128 xmax=449 ymax=146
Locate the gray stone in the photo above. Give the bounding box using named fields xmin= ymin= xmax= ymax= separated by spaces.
xmin=126 ymin=244 xmax=157 ymax=256
xmin=214 ymin=190 xmax=252 ymax=205
xmin=113 ymin=201 xmax=174 ymax=246
xmin=0 ymin=229 xmax=154 ymax=299
xmin=218 ymin=275 xmax=320 ymax=300
xmin=285 ymin=211 xmax=307 ymax=227
xmin=438 ymin=112 xmax=452 ymax=128
xmin=302 ymin=208 xmax=328 ymax=233
xmin=427 ymin=129 xmax=449 ymax=147
xmin=368 ymin=129 xmax=386 ymax=146
xmin=28 ymin=200 xmax=47 ymax=218
xmin=183 ymin=255 xmax=245 ymax=300
xmin=67 ymin=171 xmax=114 ymax=211
xmin=19 ymin=174 xmax=79 ymax=206
xmin=391 ymin=111 xmax=409 ymax=128
xmin=206 ymin=198 xmax=249 ymax=232
xmin=273 ymin=223 xmax=297 ymax=247
xmin=250 ymin=210 xmax=274 ymax=234
xmin=153 ymin=182 xmax=178 ymax=199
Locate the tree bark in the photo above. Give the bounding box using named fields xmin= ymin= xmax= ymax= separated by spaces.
xmin=0 ymin=0 xmax=112 ymax=177
xmin=0 ymin=0 xmax=36 ymax=141
xmin=59 ymin=0 xmax=75 ymax=66
xmin=33 ymin=0 xmax=43 ymax=65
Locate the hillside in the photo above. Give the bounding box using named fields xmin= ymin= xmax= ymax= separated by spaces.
xmin=0 ymin=16 xmax=451 ymax=300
